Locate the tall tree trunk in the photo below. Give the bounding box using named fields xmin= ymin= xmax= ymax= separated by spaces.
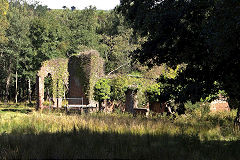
xmin=15 ymin=70 xmax=18 ymax=103
xmin=5 ymin=63 xmax=12 ymax=102
xmin=28 ymin=77 xmax=32 ymax=104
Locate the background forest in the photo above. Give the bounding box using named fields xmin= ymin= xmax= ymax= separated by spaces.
xmin=0 ymin=0 xmax=142 ymax=103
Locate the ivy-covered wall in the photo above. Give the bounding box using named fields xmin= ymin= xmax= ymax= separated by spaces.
xmin=68 ymin=50 xmax=104 ymax=105
xmin=36 ymin=50 xmax=104 ymax=109
xmin=36 ymin=58 xmax=69 ymax=110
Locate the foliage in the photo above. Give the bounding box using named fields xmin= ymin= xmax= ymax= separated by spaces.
xmin=145 ymin=64 xmax=186 ymax=103
xmin=0 ymin=1 xmax=36 ymax=102
xmin=110 ymin=75 xmax=130 ymax=101
xmin=0 ymin=0 xmax=145 ymax=102
xmin=29 ymin=15 xmax=67 ymax=69
xmin=96 ymin=75 xmax=154 ymax=107
xmin=184 ymin=101 xmax=210 ymax=118
xmin=60 ymin=6 xmax=99 ymax=55
xmin=38 ymin=58 xmax=69 ymax=98
xmin=203 ymin=89 xmax=228 ymax=103
xmin=0 ymin=0 xmax=9 ymax=43
xmin=94 ymin=78 xmax=111 ymax=102
xmin=119 ymin=0 xmax=240 ymax=117
xmin=146 ymin=83 xmax=161 ymax=103
xmin=96 ymin=9 xmax=144 ymax=74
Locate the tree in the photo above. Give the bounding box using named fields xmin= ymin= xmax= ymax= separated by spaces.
xmin=0 ymin=0 xmax=9 ymax=100
xmin=0 ymin=1 xmax=51 ymax=102
xmin=0 ymin=0 xmax=9 ymax=43
xmin=1 ymin=0 xmax=34 ymax=102
xmin=207 ymin=0 xmax=240 ymax=124
xmin=71 ymin=6 xmax=76 ymax=11
xmin=96 ymin=9 xmax=143 ymax=74
xmin=119 ymin=0 xmax=240 ymax=123
xmin=62 ymin=6 xmax=99 ymax=55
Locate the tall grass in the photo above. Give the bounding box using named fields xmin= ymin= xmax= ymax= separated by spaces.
xmin=0 ymin=106 xmax=240 ymax=159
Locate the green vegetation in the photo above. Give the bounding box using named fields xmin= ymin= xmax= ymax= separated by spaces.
xmin=0 ymin=1 xmax=140 ymax=103
xmin=0 ymin=0 xmax=9 ymax=43
xmin=94 ymin=78 xmax=111 ymax=102
xmin=119 ymin=0 xmax=240 ymax=122
xmin=0 ymin=105 xmax=240 ymax=159
xmin=94 ymin=75 xmax=155 ymax=107
xmin=1 ymin=0 xmax=240 ymax=159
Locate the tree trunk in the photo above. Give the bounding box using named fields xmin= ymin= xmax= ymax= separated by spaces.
xmin=5 ymin=64 xmax=12 ymax=102
xmin=167 ymin=104 xmax=174 ymax=115
xmin=15 ymin=70 xmax=18 ymax=103
xmin=28 ymin=77 xmax=32 ymax=104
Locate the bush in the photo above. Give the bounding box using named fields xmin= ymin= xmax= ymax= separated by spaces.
xmin=93 ymin=75 xmax=155 ymax=107
xmin=94 ymin=78 xmax=111 ymax=102
xmin=110 ymin=75 xmax=129 ymax=101
xmin=146 ymin=83 xmax=161 ymax=102
xmin=184 ymin=101 xmax=210 ymax=118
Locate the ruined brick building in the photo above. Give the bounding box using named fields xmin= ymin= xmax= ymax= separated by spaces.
xmin=36 ymin=50 xmax=104 ymax=110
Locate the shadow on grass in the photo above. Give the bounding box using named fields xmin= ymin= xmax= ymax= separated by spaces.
xmin=0 ymin=128 xmax=239 ymax=159
xmin=1 ymin=108 xmax=33 ymax=114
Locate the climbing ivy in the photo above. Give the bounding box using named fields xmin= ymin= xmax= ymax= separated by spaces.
xmin=69 ymin=51 xmax=104 ymax=101
xmin=38 ymin=58 xmax=69 ymax=99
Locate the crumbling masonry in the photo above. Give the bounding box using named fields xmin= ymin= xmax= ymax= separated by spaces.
xmin=36 ymin=50 xmax=104 ymax=110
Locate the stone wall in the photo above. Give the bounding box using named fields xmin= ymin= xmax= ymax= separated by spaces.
xmin=68 ymin=50 xmax=104 ymax=106
xmin=210 ymin=100 xmax=230 ymax=112
xmin=149 ymin=102 xmax=166 ymax=113
xmin=36 ymin=50 xmax=104 ymax=110
xmin=36 ymin=58 xmax=68 ymax=110
xmin=125 ymin=87 xmax=138 ymax=113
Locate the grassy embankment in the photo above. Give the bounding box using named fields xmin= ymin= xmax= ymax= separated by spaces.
xmin=0 ymin=103 xmax=240 ymax=159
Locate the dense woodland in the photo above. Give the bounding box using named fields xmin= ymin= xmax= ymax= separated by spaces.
xmin=0 ymin=0 xmax=143 ymax=103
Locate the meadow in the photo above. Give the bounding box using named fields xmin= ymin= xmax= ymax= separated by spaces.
xmin=0 ymin=103 xmax=240 ymax=159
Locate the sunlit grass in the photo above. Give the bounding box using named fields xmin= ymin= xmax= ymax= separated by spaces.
xmin=0 ymin=108 xmax=239 ymax=140
xmin=0 ymin=105 xmax=240 ymax=159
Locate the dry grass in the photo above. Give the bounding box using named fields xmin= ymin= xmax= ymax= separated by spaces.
xmin=0 ymin=106 xmax=240 ymax=159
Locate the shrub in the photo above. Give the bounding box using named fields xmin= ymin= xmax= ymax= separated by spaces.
xmin=184 ymin=101 xmax=210 ymax=118
xmin=146 ymin=83 xmax=161 ymax=102
xmin=110 ymin=75 xmax=129 ymax=102
xmin=94 ymin=78 xmax=111 ymax=102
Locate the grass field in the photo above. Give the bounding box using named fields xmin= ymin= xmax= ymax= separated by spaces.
xmin=0 ymin=104 xmax=240 ymax=159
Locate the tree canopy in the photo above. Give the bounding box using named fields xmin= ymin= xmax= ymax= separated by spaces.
xmin=0 ymin=0 xmax=142 ymax=102
xmin=0 ymin=0 xmax=9 ymax=43
xmin=119 ymin=0 xmax=240 ymax=119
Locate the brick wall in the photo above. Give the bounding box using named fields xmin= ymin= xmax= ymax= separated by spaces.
xmin=210 ymin=100 xmax=230 ymax=112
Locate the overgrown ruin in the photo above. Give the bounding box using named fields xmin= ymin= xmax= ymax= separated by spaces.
xmin=68 ymin=50 xmax=104 ymax=106
xmin=37 ymin=50 xmax=229 ymax=115
xmin=209 ymin=94 xmax=230 ymax=112
xmin=36 ymin=50 xmax=104 ymax=110
xmin=36 ymin=58 xmax=69 ymax=110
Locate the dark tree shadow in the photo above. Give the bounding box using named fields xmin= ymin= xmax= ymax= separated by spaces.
xmin=1 ymin=108 xmax=33 ymax=113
